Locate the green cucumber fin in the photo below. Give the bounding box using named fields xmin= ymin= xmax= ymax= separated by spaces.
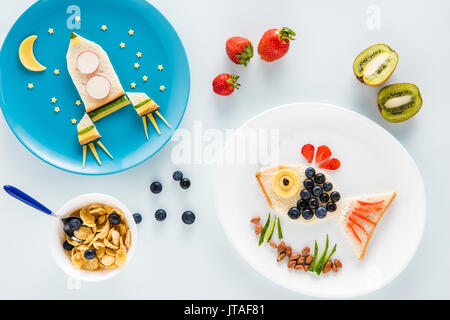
xmin=258 ymin=214 xmax=271 ymax=246
xmin=134 ymin=98 xmax=152 ymax=109
xmin=264 ymin=215 xmax=277 ymax=242
xmin=78 ymin=125 xmax=95 ymax=136
xmin=276 ymin=217 xmax=283 ymax=239
xmin=88 ymin=96 xmax=130 ymax=122
xmin=315 ymin=234 xmax=329 ymax=275
xmin=309 ymin=240 xmax=319 ymax=272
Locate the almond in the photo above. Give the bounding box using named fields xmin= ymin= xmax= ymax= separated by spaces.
xmin=301 ymin=246 xmax=310 ymax=255
xmin=277 ymin=253 xmax=286 ymax=262
xmin=297 ymin=256 xmax=305 ymax=264
xmin=323 ymin=260 xmax=332 ymax=274
xmin=305 ymin=255 xmax=313 ymax=264
xmin=334 ymin=259 xmax=342 ymax=268
xmin=304 ymin=265 xmax=309 ymax=272
xmin=294 ymin=264 xmax=304 ymax=271
xmin=285 ymin=246 xmax=292 ymax=257
xmin=250 ymin=216 xmax=261 ymax=224
xmin=290 ymin=253 xmax=300 ymax=260
xmin=269 ymin=241 xmax=277 ymax=249
xmin=332 ymin=263 xmax=338 ymax=273
xmin=254 ymin=224 xmax=262 ymax=235
xmin=287 ymin=260 xmax=296 ymax=269
xmin=277 ymin=241 xmax=286 ymax=253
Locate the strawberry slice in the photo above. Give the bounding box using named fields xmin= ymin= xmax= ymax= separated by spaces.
xmin=357 ymin=200 xmax=385 ymax=206
xmin=315 ymin=145 xmax=332 ymax=164
xmin=351 ymin=212 xmax=377 ymax=225
xmin=301 ymin=144 xmax=315 ymax=163
xmin=347 ymin=223 xmax=361 ymax=243
xmin=319 ymin=158 xmax=341 ymax=170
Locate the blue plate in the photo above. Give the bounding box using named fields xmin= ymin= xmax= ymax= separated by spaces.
xmin=0 ymin=0 xmax=190 ymax=175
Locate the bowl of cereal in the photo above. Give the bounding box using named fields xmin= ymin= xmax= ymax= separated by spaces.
xmin=50 ymin=193 xmax=137 ymax=282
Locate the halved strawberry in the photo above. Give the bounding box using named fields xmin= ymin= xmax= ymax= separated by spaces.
xmin=301 ymin=144 xmax=315 ymax=163
xmin=319 ymin=158 xmax=341 ymax=170
xmin=357 ymin=200 xmax=385 ymax=206
xmin=315 ymin=145 xmax=332 ymax=164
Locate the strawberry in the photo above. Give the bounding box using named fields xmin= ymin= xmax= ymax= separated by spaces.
xmin=319 ymin=158 xmax=341 ymax=170
xmin=212 ymin=73 xmax=240 ymax=96
xmin=315 ymin=145 xmax=332 ymax=164
xmin=301 ymin=144 xmax=315 ymax=163
xmin=226 ymin=37 xmax=254 ymax=66
xmin=257 ymin=27 xmax=296 ymax=62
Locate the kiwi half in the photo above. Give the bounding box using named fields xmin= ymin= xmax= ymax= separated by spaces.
xmin=353 ymin=44 xmax=398 ymax=86
xmin=377 ymin=83 xmax=422 ymax=123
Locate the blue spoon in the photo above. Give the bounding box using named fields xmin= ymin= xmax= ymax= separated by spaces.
xmin=3 ymin=185 xmax=83 ymax=242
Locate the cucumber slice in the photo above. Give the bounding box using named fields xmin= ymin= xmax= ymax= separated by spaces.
xmin=276 ymin=217 xmax=283 ymax=239
xmin=258 ymin=214 xmax=271 ymax=246
xmin=264 ymin=215 xmax=277 ymax=243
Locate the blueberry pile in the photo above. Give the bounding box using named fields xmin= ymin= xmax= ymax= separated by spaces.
xmin=288 ymin=167 xmax=340 ymax=220
xmin=149 ymin=170 xmax=196 ymax=225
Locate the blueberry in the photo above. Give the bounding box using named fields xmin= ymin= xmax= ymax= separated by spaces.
xmin=300 ymin=189 xmax=311 ymax=200
xmin=63 ymin=240 xmax=74 ymax=251
xmin=180 ymin=178 xmax=191 ymax=189
xmin=173 ymin=170 xmax=183 ymax=181
xmin=323 ymin=182 xmax=333 ymax=192
xmin=305 ymin=167 xmax=316 ymax=178
xmin=319 ymin=193 xmax=330 ymax=203
xmin=68 ymin=218 xmax=82 ymax=232
xmin=297 ymin=199 xmax=308 ymax=210
xmin=182 ymin=211 xmax=196 ymax=224
xmin=312 ymin=185 xmax=323 ymax=197
xmin=302 ymin=209 xmax=314 ymax=220
xmin=314 ymin=173 xmax=326 ymax=184
xmin=315 ymin=206 xmax=327 ymax=219
xmin=155 ymin=209 xmax=167 ymax=221
xmin=288 ymin=207 xmax=301 ymax=219
xmin=150 ymin=181 xmax=163 ymax=194
xmin=133 ymin=213 xmax=142 ymax=224
xmin=84 ymin=249 xmax=96 ymax=260
xmin=303 ymin=179 xmax=314 ymax=189
xmin=330 ymin=191 xmax=341 ymax=202
xmin=327 ymin=202 xmax=337 ymax=212
xmin=108 ymin=213 xmax=121 ymax=225
xmin=308 ymin=198 xmax=319 ymax=209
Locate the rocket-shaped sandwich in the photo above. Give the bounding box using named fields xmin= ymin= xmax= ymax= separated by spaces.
xmin=66 ymin=33 xmax=130 ymax=122
xmin=77 ymin=114 xmax=113 ymax=167
xmin=127 ymin=92 xmax=171 ymax=139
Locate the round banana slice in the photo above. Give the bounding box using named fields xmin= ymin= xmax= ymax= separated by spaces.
xmin=272 ymin=169 xmax=300 ymax=198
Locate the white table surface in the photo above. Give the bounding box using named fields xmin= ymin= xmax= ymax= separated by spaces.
xmin=0 ymin=0 xmax=447 ymax=299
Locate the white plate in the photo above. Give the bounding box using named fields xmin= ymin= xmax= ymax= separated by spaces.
xmin=214 ymin=102 xmax=426 ymax=298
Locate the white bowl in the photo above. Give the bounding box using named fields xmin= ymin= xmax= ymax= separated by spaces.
xmin=50 ymin=193 xmax=138 ymax=282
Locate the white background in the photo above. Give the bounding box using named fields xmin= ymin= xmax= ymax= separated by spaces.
xmin=0 ymin=0 xmax=447 ymax=299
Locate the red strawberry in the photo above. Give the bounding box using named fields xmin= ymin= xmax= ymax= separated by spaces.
xmin=212 ymin=73 xmax=241 ymax=96
xmin=301 ymin=144 xmax=315 ymax=163
xmin=319 ymin=158 xmax=341 ymax=170
xmin=226 ymin=37 xmax=254 ymax=66
xmin=257 ymin=27 xmax=296 ymax=62
xmin=315 ymin=145 xmax=332 ymax=164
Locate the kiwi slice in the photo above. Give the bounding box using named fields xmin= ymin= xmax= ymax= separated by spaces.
xmin=353 ymin=44 xmax=398 ymax=86
xmin=377 ymin=83 xmax=422 ymax=123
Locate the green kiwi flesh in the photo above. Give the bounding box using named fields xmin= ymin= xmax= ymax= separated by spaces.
xmin=377 ymin=83 xmax=422 ymax=123
xmin=353 ymin=44 xmax=398 ymax=86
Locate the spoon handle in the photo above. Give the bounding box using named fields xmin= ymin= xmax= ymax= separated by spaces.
xmin=3 ymin=185 xmax=53 ymax=215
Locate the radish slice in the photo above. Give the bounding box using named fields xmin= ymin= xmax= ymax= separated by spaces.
xmin=86 ymin=75 xmax=111 ymax=100
xmin=77 ymin=50 xmax=100 ymax=74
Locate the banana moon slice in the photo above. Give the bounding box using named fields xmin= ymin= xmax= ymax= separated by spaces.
xmin=272 ymin=169 xmax=300 ymax=198
xmin=18 ymin=35 xmax=47 ymax=72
